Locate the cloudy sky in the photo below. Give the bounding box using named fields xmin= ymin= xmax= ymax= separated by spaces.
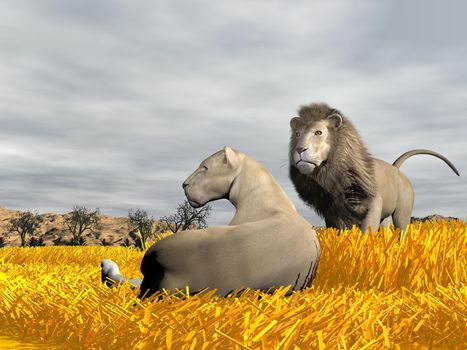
xmin=0 ymin=0 xmax=465 ymax=226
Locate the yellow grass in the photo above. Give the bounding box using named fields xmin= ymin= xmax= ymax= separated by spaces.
xmin=0 ymin=220 xmax=465 ymax=349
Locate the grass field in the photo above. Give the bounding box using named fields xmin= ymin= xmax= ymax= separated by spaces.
xmin=0 ymin=220 xmax=465 ymax=349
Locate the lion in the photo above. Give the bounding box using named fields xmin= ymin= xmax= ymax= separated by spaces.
xmin=289 ymin=103 xmax=460 ymax=232
xmin=102 ymin=147 xmax=320 ymax=298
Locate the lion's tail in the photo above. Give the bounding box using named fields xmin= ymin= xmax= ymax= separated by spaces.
xmin=392 ymin=149 xmax=460 ymax=176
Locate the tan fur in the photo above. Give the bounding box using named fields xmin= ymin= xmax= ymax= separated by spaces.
xmin=103 ymin=147 xmax=320 ymax=298
xmin=289 ymin=103 xmax=460 ymax=232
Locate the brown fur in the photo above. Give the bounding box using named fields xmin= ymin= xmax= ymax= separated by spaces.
xmin=289 ymin=103 xmax=460 ymax=231
xmin=289 ymin=103 xmax=377 ymax=229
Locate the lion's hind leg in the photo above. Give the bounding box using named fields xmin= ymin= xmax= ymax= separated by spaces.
xmin=392 ymin=202 xmax=413 ymax=233
xmin=380 ymin=216 xmax=393 ymax=228
xmin=392 ymin=185 xmax=414 ymax=233
xmin=361 ymin=196 xmax=383 ymax=233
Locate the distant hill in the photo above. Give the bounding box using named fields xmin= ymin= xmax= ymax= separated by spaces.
xmin=0 ymin=205 xmax=461 ymax=247
xmin=0 ymin=206 xmax=151 ymax=247
xmin=411 ymin=214 xmax=460 ymax=222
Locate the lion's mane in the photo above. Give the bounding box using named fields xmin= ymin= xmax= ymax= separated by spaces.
xmin=289 ymin=103 xmax=377 ymax=228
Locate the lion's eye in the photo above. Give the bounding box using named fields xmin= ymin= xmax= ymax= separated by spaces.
xmin=314 ymin=130 xmax=322 ymax=136
xmin=203 ymin=165 xmax=208 ymax=171
xmin=295 ymin=131 xmax=300 ymax=137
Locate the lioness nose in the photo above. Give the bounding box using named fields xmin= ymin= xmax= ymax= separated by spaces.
xmin=296 ymin=147 xmax=308 ymax=154
xmin=182 ymin=182 xmax=188 ymax=189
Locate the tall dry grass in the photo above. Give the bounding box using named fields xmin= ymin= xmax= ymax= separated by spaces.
xmin=0 ymin=220 xmax=465 ymax=349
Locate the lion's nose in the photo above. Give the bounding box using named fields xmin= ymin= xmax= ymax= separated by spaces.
xmin=296 ymin=147 xmax=308 ymax=154
xmin=182 ymin=182 xmax=188 ymax=190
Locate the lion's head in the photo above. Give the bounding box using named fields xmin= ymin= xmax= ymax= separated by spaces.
xmin=288 ymin=102 xmax=377 ymax=228
xmin=289 ymin=103 xmax=342 ymax=176
xmin=182 ymin=147 xmax=241 ymax=208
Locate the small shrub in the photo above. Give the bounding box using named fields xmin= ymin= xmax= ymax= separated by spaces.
xmin=77 ymin=236 xmax=87 ymax=246
xmin=100 ymin=238 xmax=112 ymax=246
xmin=29 ymin=236 xmax=46 ymax=247
xmin=52 ymin=237 xmax=66 ymax=246
xmin=120 ymin=238 xmax=132 ymax=248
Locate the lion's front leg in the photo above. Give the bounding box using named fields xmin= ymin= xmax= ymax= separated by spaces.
xmin=101 ymin=259 xmax=142 ymax=289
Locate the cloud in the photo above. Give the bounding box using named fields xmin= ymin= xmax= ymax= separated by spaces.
xmin=0 ymin=0 xmax=465 ymax=226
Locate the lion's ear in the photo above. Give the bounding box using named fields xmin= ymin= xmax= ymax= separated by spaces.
xmin=223 ymin=146 xmax=236 ymax=166
xmin=290 ymin=117 xmax=300 ymax=129
xmin=327 ymin=113 xmax=343 ymax=129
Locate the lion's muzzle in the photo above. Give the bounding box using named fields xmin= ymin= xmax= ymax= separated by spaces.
xmin=293 ymin=149 xmax=321 ymax=175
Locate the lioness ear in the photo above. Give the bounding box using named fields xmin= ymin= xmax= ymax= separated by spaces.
xmin=290 ymin=117 xmax=300 ymax=129
xmin=223 ymin=146 xmax=236 ymax=165
xmin=327 ymin=113 xmax=343 ymax=128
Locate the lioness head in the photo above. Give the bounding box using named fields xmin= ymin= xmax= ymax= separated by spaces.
xmin=289 ymin=103 xmax=343 ymax=175
xmin=182 ymin=147 xmax=241 ymax=208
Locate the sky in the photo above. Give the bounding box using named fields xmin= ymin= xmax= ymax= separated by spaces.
xmin=0 ymin=0 xmax=465 ymax=226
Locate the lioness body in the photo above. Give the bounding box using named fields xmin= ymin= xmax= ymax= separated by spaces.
xmin=145 ymin=215 xmax=317 ymax=297
xmin=289 ymin=103 xmax=459 ymax=231
xmin=103 ymin=147 xmax=320 ymax=298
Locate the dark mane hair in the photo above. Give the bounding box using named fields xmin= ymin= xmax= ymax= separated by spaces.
xmin=289 ymin=102 xmax=377 ymax=228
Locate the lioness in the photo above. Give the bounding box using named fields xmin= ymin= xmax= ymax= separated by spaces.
xmin=102 ymin=147 xmax=320 ymax=298
xmin=289 ymin=103 xmax=460 ymax=232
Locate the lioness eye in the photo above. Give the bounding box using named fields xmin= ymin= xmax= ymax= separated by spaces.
xmin=314 ymin=130 xmax=322 ymax=136
xmin=203 ymin=165 xmax=208 ymax=171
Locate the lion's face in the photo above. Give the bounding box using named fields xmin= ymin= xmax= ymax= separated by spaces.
xmin=182 ymin=147 xmax=240 ymax=208
xmin=289 ymin=115 xmax=341 ymax=175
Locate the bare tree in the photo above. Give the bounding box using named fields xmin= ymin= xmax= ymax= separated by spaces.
xmin=63 ymin=206 xmax=101 ymax=246
xmin=160 ymin=201 xmax=211 ymax=233
xmin=7 ymin=211 xmax=42 ymax=247
xmin=127 ymin=208 xmax=155 ymax=249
